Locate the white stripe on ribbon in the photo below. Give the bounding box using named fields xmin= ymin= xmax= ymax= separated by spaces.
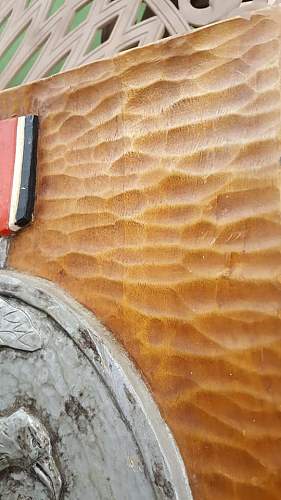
xmin=9 ymin=116 xmax=25 ymax=232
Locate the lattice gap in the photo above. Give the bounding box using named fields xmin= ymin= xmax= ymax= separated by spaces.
xmin=44 ymin=51 xmax=71 ymax=77
xmin=0 ymin=22 xmax=31 ymax=76
xmin=0 ymin=11 xmax=12 ymax=37
xmin=190 ymin=0 xmax=260 ymax=7
xmin=47 ymin=0 xmax=65 ymax=18
xmin=67 ymin=0 xmax=94 ymax=33
xmin=0 ymin=0 xmax=277 ymax=89
xmin=190 ymin=0 xmax=209 ymax=7
xmin=86 ymin=15 xmax=119 ymax=54
xmin=7 ymin=37 xmax=48 ymax=88
xmin=135 ymin=2 xmax=156 ymax=24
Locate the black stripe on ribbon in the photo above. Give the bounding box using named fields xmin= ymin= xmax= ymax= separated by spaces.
xmin=15 ymin=115 xmax=39 ymax=228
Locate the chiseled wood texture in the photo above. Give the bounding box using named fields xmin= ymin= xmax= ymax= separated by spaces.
xmin=1 ymin=8 xmax=281 ymax=499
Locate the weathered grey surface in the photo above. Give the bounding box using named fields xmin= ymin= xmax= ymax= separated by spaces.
xmin=0 ymin=238 xmax=9 ymax=269
xmin=0 ymin=271 xmax=192 ymax=500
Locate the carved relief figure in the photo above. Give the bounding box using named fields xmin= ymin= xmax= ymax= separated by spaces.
xmin=0 ymin=408 xmax=62 ymax=499
xmin=0 ymin=297 xmax=42 ymax=351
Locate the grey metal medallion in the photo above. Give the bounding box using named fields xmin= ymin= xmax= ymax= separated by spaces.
xmin=0 ymin=270 xmax=192 ymax=500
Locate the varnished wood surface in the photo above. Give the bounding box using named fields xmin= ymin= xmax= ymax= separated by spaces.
xmin=1 ymin=8 xmax=281 ymax=499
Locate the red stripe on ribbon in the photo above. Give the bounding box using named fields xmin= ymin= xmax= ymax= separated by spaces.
xmin=0 ymin=117 xmax=18 ymax=236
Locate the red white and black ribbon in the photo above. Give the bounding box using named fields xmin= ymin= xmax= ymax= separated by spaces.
xmin=0 ymin=115 xmax=38 ymax=236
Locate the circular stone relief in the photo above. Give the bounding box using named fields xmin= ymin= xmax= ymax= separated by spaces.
xmin=0 ymin=271 xmax=192 ymax=500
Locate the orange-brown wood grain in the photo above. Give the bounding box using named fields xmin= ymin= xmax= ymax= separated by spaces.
xmin=1 ymin=8 xmax=281 ymax=499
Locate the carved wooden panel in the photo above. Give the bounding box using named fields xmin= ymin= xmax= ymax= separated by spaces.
xmin=0 ymin=0 xmax=277 ymax=89
xmin=0 ymin=6 xmax=281 ymax=500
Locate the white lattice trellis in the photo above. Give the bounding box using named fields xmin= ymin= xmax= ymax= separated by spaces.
xmin=0 ymin=0 xmax=277 ymax=89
